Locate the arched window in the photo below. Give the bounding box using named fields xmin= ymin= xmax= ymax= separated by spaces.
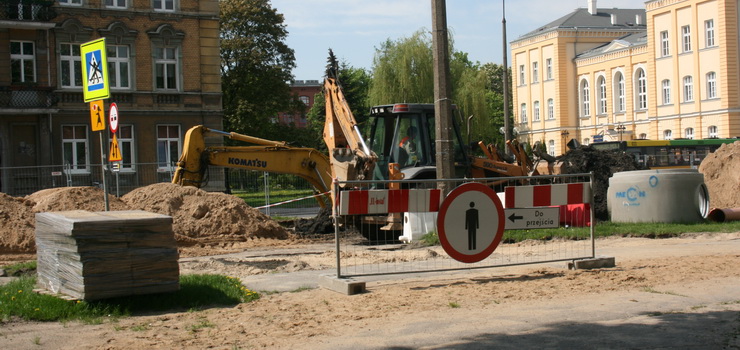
xmin=706 ymin=72 xmax=717 ymax=99
xmin=580 ymin=79 xmax=590 ymax=117
xmin=639 ymin=133 xmax=647 ymax=140
xmin=662 ymin=80 xmax=671 ymax=105
xmin=520 ymin=103 xmax=527 ymax=123
xmin=708 ymin=125 xmax=718 ymax=138
xmin=683 ymin=76 xmax=694 ymax=102
xmin=547 ymin=99 xmax=554 ymax=120
xmin=533 ymin=101 xmax=540 ymax=121
xmin=685 ymin=127 xmax=694 ymax=139
xmin=636 ymin=69 xmax=647 ymax=110
xmin=598 ymin=76 xmax=607 ymax=114
xmin=613 ymin=72 xmax=625 ymax=112
xmin=663 ymin=129 xmax=673 ymax=140
xmin=548 ymin=140 xmax=555 ymax=156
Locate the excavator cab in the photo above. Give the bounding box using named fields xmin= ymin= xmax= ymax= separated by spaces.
xmin=366 ymin=103 xmax=468 ymax=182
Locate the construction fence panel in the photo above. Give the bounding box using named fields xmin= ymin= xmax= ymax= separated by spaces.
xmin=333 ymin=173 xmax=595 ymax=278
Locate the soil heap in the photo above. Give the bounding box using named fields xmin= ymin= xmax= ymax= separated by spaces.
xmin=556 ymin=147 xmax=645 ymax=221
xmin=0 ymin=184 xmax=290 ymax=254
xmin=698 ymin=141 xmax=740 ymax=209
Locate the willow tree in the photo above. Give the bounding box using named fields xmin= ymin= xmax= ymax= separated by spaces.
xmin=220 ymin=0 xmax=296 ymax=139
xmin=368 ymin=30 xmax=492 ymax=143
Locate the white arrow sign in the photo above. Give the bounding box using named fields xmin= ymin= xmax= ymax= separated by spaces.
xmin=504 ymin=207 xmax=560 ymax=230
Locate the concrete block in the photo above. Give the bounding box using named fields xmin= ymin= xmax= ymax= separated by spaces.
xmin=319 ymin=274 xmax=366 ymax=295
xmin=568 ymin=256 xmax=616 ymax=270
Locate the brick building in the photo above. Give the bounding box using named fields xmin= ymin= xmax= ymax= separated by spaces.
xmin=275 ymin=79 xmax=321 ymax=128
xmin=0 ymin=0 xmax=222 ymax=194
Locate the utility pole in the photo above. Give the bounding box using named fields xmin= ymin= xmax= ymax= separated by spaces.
xmin=502 ymin=0 xmax=511 ymax=155
xmin=431 ymin=0 xmax=454 ymax=194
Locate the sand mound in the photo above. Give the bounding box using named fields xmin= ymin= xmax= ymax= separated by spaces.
xmin=26 ymin=186 xmax=131 ymax=212
xmin=0 ymin=193 xmax=36 ymax=254
xmin=121 ymin=183 xmax=290 ymax=244
xmin=699 ymin=141 xmax=740 ymax=209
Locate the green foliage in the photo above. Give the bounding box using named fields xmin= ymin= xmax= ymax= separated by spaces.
xmin=2 ymin=260 xmax=36 ymax=276
xmin=420 ymin=231 xmax=440 ymax=245
xmin=220 ymin=0 xmax=296 ymax=139
xmin=306 ymin=61 xmax=372 ymax=151
xmin=368 ymin=29 xmax=492 ymax=144
xmin=0 ymin=274 xmax=259 ymax=322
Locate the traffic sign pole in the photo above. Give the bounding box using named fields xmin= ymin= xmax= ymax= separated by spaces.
xmin=99 ymin=130 xmax=110 ymax=211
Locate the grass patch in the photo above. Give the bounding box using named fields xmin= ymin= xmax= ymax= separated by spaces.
xmin=232 ymin=189 xmax=318 ymax=208
xmin=448 ymin=301 xmax=460 ymax=308
xmin=2 ymin=261 xmax=37 ymax=277
xmin=0 ymin=274 xmax=259 ymax=323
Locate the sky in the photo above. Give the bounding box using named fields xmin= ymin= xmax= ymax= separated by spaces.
xmin=270 ymin=0 xmax=649 ymax=81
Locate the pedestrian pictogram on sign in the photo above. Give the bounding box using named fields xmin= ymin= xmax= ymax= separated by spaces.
xmin=89 ymin=100 xmax=105 ymax=131
xmin=81 ymin=38 xmax=110 ymax=102
xmin=437 ymin=182 xmax=505 ymax=263
xmin=109 ymin=134 xmax=122 ymax=162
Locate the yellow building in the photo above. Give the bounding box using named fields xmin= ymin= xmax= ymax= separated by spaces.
xmin=511 ymin=0 xmax=739 ymax=155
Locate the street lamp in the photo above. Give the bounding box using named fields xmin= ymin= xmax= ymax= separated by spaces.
xmin=616 ymin=124 xmax=626 ymax=141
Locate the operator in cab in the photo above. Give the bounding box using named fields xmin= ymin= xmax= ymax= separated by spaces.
xmin=399 ymin=126 xmax=420 ymax=165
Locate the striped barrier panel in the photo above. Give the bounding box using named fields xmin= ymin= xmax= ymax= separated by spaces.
xmin=338 ymin=189 xmax=441 ymax=215
xmin=504 ymin=182 xmax=591 ymax=208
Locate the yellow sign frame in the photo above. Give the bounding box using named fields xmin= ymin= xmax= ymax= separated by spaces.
xmin=81 ymin=38 xmax=110 ymax=102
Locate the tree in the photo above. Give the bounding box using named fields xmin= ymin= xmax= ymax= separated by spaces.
xmin=368 ymin=30 xmax=491 ymax=145
xmin=481 ymin=63 xmax=513 ymax=149
xmin=306 ymin=61 xmax=372 ymax=152
xmin=220 ymin=0 xmax=296 ymax=139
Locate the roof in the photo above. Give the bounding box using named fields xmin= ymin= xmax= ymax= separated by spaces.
xmin=516 ymin=7 xmax=646 ymax=41
xmin=576 ymin=31 xmax=648 ymax=59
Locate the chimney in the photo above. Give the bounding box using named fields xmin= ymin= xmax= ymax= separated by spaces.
xmin=635 ymin=14 xmax=643 ymax=25
xmin=588 ymin=0 xmax=597 ymax=15
xmin=611 ymin=13 xmax=618 ymax=25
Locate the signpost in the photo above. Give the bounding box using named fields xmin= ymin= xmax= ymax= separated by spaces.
xmin=81 ymin=37 xmax=111 ymax=210
xmin=503 ymin=207 xmax=559 ymax=230
xmin=437 ymin=182 xmax=505 ymax=263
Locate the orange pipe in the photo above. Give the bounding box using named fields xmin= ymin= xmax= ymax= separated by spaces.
xmin=707 ymin=208 xmax=740 ymax=222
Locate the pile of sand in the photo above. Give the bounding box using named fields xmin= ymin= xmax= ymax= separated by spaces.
xmin=699 ymin=141 xmax=740 ymax=209
xmin=0 ymin=184 xmax=290 ymax=254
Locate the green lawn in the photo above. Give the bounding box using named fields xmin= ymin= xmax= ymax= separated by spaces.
xmin=232 ymin=189 xmax=321 ymax=207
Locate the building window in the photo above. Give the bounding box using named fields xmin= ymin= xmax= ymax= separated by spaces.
xmin=533 ymin=101 xmax=540 ymax=121
xmin=10 ymin=41 xmax=35 ymax=83
xmin=157 ymin=125 xmax=180 ymax=170
xmin=545 ymin=58 xmax=552 ymax=80
xmin=532 ymin=62 xmax=538 ymax=83
xmin=583 ymin=138 xmax=590 ymax=146
xmin=116 ymin=125 xmax=135 ymax=170
xmin=107 ymin=45 xmax=130 ymax=89
xmin=614 ymin=72 xmax=625 ymax=112
xmin=683 ymin=76 xmax=694 ymax=102
xmin=153 ymin=0 xmax=175 ymax=11
xmin=548 ymin=140 xmax=555 ymax=156
xmin=639 ymin=133 xmax=647 ymax=140
xmin=518 ymin=65 xmax=525 ymax=85
xmin=663 ymin=129 xmax=673 ymax=140
xmin=708 ymin=125 xmax=718 ymax=138
xmin=682 ymin=25 xmax=691 ymax=52
xmin=547 ymin=98 xmax=554 ymax=120
xmin=706 ymin=72 xmax=717 ymax=99
xmin=299 ymin=96 xmax=310 ymax=105
xmin=60 ymin=43 xmax=82 ymax=88
xmin=105 ymin=0 xmax=127 ymax=8
xmin=59 ymin=0 xmax=82 ymax=5
xmin=581 ymin=80 xmax=590 ymax=117
xmin=705 ymin=19 xmax=715 ymax=47
xmin=662 ymin=79 xmax=671 ymax=105
xmin=598 ymin=76 xmax=607 ymax=114
xmin=520 ymin=103 xmax=527 ymax=123
xmin=62 ymin=125 xmax=89 ymax=173
xmin=660 ymin=30 xmax=670 ymax=57
xmin=636 ymin=69 xmax=647 ymax=110
xmin=154 ymin=46 xmax=179 ymax=90
xmin=685 ymin=127 xmax=694 ymax=140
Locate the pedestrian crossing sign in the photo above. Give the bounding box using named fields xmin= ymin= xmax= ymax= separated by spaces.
xmin=81 ymin=38 xmax=110 ymax=102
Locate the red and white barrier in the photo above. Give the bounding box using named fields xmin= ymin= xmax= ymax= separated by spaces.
xmin=504 ymin=183 xmax=591 ymax=208
xmin=339 ymin=189 xmax=441 ymax=215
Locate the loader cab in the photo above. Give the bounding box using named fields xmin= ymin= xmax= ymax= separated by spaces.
xmin=366 ymin=103 xmax=468 ymax=181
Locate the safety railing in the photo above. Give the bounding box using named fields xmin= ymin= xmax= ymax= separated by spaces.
xmin=332 ymin=173 xmax=595 ymax=278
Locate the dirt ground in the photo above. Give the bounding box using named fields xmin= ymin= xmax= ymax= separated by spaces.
xmin=0 ymin=232 xmax=738 ymax=349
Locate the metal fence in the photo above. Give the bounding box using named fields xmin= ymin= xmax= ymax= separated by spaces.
xmin=0 ymin=164 xmax=322 ymax=217
xmin=332 ymin=173 xmax=595 ymax=278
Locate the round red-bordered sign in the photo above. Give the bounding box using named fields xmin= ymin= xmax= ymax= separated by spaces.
xmin=437 ymin=182 xmax=505 ymax=263
xmin=109 ymin=102 xmax=119 ymax=133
